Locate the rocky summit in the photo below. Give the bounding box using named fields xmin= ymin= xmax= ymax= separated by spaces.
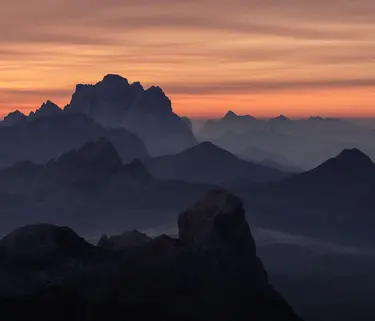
xmin=65 ymin=74 xmax=197 ymax=155
xmin=0 ymin=189 xmax=302 ymax=321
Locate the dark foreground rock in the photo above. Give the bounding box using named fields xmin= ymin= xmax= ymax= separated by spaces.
xmin=0 ymin=189 xmax=302 ymax=321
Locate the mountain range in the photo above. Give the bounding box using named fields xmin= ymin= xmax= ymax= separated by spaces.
xmin=0 ymin=112 xmax=148 ymax=167
xmin=2 ymin=74 xmax=197 ymax=158
xmin=230 ymin=148 xmax=375 ymax=247
xmin=198 ymin=110 xmax=375 ymax=169
xmin=143 ymin=141 xmax=287 ymax=184
xmin=0 ymin=189 xmax=302 ymax=321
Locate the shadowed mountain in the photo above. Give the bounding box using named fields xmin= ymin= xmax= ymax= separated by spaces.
xmin=223 ymin=110 xmax=257 ymax=122
xmin=0 ymin=113 xmax=148 ymax=167
xmin=1 ymin=110 xmax=26 ymax=126
xmin=271 ymin=115 xmax=290 ymax=121
xmin=65 ymin=74 xmax=197 ymax=155
xmin=0 ymin=190 xmax=302 ymax=321
xmin=236 ymin=146 xmax=303 ymax=173
xmin=143 ymin=142 xmax=287 ymax=184
xmin=232 ymin=148 xmax=375 ymax=247
xmin=29 ymin=100 xmax=63 ymax=119
xmin=0 ymin=140 xmax=212 ymax=236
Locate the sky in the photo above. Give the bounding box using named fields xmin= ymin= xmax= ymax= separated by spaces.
xmin=1 ymin=0 xmax=375 ymax=118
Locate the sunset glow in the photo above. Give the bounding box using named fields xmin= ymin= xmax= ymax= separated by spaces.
xmin=1 ymin=0 xmax=375 ymax=118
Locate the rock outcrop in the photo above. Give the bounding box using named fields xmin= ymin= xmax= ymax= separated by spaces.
xmin=178 ymin=189 xmax=256 ymax=254
xmin=0 ymin=190 xmax=303 ymax=321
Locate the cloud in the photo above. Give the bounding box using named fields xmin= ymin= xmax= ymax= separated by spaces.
xmin=164 ymin=78 xmax=375 ymax=95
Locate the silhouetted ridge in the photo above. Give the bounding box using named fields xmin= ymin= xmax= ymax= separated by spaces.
xmin=308 ymin=148 xmax=374 ymax=175
xmin=272 ymin=114 xmax=290 ymax=121
xmin=29 ymin=100 xmax=62 ymax=119
xmin=223 ymin=110 xmax=256 ymax=121
xmin=336 ymin=148 xmax=373 ymax=165
xmin=54 ymin=138 xmax=123 ymax=171
xmin=0 ymin=224 xmax=93 ymax=259
xmin=182 ymin=141 xmax=237 ymax=159
xmin=132 ymin=85 xmax=172 ymax=116
xmin=308 ymin=116 xmax=324 ymax=121
xmin=143 ymin=142 xmax=286 ymax=184
xmin=101 ymin=74 xmax=130 ymax=85
xmin=286 ymin=148 xmax=375 ymax=189
xmin=224 ymin=110 xmax=237 ymax=119
xmin=2 ymin=110 xmax=26 ymax=126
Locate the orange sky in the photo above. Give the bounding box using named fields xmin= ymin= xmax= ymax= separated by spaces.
xmin=1 ymin=0 xmax=375 ymax=118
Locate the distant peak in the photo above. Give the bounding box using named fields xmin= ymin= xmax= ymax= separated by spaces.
xmin=55 ymin=138 xmax=123 ymax=171
xmin=336 ymin=148 xmax=373 ymax=164
xmin=29 ymin=100 xmax=62 ymax=118
xmin=224 ymin=110 xmax=237 ymax=118
xmin=40 ymin=100 xmax=60 ymax=110
xmin=184 ymin=141 xmax=235 ymax=158
xmin=2 ymin=110 xmax=26 ymax=125
xmin=102 ymin=74 xmax=129 ymax=84
xmin=308 ymin=116 xmax=324 ymax=121
xmin=272 ymin=115 xmax=290 ymax=121
xmin=223 ymin=110 xmax=256 ymax=121
xmin=8 ymin=110 xmax=25 ymax=116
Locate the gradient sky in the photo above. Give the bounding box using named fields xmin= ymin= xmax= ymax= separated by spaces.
xmin=1 ymin=0 xmax=375 ymax=118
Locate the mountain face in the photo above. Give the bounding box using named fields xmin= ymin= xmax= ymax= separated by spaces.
xmin=0 ymin=113 xmax=148 ymax=167
xmin=65 ymin=74 xmax=197 ymax=155
xmin=143 ymin=141 xmax=287 ymax=184
xmin=0 ymin=140 xmax=212 ymax=236
xmin=231 ymin=148 xmax=375 ymax=247
xmin=0 ymin=190 xmax=302 ymax=321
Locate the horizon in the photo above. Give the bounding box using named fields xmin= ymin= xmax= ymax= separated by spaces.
xmin=1 ymin=1 xmax=375 ymax=118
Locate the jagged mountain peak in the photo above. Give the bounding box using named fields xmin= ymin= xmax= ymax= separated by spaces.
xmin=2 ymin=110 xmax=27 ymax=126
xmin=223 ymin=110 xmax=256 ymax=121
xmin=99 ymin=74 xmax=130 ymax=87
xmin=29 ymin=100 xmax=62 ymax=118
